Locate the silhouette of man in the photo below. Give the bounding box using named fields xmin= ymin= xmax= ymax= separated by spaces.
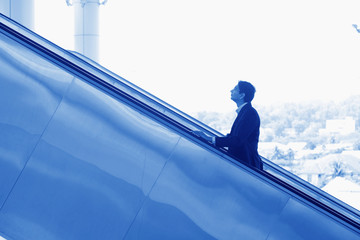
xmin=194 ymin=81 xmax=262 ymax=170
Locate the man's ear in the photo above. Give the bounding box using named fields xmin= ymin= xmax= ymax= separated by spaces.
xmin=239 ymin=93 xmax=245 ymax=99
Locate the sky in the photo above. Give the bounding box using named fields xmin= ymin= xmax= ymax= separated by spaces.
xmin=34 ymin=0 xmax=360 ymax=114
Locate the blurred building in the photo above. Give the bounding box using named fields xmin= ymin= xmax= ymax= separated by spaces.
xmin=320 ymin=117 xmax=356 ymax=135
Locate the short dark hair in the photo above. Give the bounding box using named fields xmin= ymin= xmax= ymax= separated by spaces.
xmin=238 ymin=81 xmax=256 ymax=102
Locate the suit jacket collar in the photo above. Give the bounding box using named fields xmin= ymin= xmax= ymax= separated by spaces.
xmin=236 ymin=102 xmax=247 ymax=114
xmin=236 ymin=102 xmax=251 ymax=114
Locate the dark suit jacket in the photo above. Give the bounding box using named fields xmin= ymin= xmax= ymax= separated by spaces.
xmin=215 ymin=103 xmax=262 ymax=169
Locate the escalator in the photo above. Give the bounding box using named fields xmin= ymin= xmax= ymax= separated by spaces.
xmin=0 ymin=14 xmax=359 ymax=240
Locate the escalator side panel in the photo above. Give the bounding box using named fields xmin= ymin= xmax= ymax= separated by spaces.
xmin=0 ymin=33 xmax=73 ymax=208
xmin=0 ymin=14 xmax=359 ymax=240
xmin=0 ymin=78 xmax=181 ymax=240
xmin=124 ymin=137 xmax=291 ymax=239
xmin=268 ymin=198 xmax=360 ymax=240
xmin=1 ymin=15 xmax=360 ymax=229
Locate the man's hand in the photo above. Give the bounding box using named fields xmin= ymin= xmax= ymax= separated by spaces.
xmin=192 ymin=131 xmax=213 ymax=142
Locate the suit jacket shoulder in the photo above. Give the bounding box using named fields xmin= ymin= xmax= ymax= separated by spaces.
xmin=231 ymin=103 xmax=260 ymax=135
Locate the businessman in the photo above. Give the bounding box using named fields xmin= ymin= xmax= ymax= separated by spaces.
xmin=194 ymin=81 xmax=262 ymax=170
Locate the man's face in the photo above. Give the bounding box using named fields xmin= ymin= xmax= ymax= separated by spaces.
xmin=231 ymin=84 xmax=244 ymax=102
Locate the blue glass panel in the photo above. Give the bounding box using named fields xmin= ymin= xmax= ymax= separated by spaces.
xmin=267 ymin=198 xmax=360 ymax=240
xmin=0 ymin=79 xmax=180 ymax=239
xmin=125 ymin=138 xmax=290 ymax=239
xmin=0 ymin=13 xmax=359 ymax=240
xmin=0 ymin=33 xmax=73 ymax=207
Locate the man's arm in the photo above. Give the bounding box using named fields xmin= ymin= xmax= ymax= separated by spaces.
xmin=215 ymin=109 xmax=259 ymax=148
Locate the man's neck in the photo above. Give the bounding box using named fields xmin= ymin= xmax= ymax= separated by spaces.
xmin=236 ymin=100 xmax=245 ymax=108
xmin=236 ymin=102 xmax=248 ymax=114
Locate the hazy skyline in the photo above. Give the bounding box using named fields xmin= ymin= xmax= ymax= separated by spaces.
xmin=35 ymin=0 xmax=360 ymax=114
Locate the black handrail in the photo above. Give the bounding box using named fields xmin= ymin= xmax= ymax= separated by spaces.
xmin=0 ymin=13 xmax=359 ymax=232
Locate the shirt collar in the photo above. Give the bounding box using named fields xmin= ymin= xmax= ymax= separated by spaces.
xmin=236 ymin=102 xmax=248 ymax=114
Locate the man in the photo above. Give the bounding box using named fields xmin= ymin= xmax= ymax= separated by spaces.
xmin=194 ymin=81 xmax=262 ymax=170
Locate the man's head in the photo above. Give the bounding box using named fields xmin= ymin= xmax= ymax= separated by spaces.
xmin=231 ymin=81 xmax=256 ymax=104
xmin=238 ymin=81 xmax=256 ymax=103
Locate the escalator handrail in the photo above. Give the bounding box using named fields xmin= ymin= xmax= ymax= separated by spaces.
xmin=67 ymin=51 xmax=224 ymax=137
xmin=68 ymin=50 xmax=360 ymax=225
xmin=0 ymin=13 xmax=359 ymax=231
xmin=263 ymin=157 xmax=360 ymax=221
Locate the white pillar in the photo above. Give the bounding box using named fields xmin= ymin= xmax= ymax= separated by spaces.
xmin=0 ymin=0 xmax=34 ymax=31
xmin=67 ymin=0 xmax=107 ymax=62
